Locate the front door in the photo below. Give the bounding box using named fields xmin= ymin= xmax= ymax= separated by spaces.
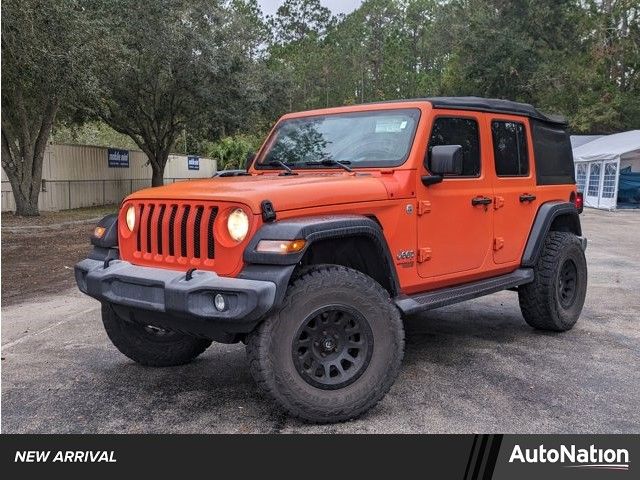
xmin=488 ymin=116 xmax=539 ymax=264
xmin=417 ymin=113 xmax=494 ymax=281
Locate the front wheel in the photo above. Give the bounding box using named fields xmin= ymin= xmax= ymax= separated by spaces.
xmin=246 ymin=265 xmax=405 ymax=423
xmin=518 ymin=232 xmax=587 ymax=331
xmin=102 ymin=304 xmax=212 ymax=367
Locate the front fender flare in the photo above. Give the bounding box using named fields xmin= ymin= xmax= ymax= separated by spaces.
xmin=91 ymin=214 xmax=118 ymax=248
xmin=243 ymin=215 xmax=400 ymax=297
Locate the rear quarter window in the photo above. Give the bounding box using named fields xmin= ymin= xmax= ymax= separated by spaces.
xmin=531 ymin=120 xmax=575 ymax=185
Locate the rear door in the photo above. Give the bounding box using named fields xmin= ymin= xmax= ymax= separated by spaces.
xmin=488 ymin=115 xmax=539 ymax=265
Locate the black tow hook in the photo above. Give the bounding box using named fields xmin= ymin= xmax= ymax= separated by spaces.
xmin=185 ymin=268 xmax=197 ymax=281
xmin=103 ymin=258 xmax=115 ymax=269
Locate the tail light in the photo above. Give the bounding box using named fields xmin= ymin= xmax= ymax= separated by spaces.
xmin=573 ymin=191 xmax=584 ymax=214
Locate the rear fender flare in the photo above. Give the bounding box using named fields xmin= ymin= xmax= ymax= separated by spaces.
xmin=522 ymin=201 xmax=581 ymax=267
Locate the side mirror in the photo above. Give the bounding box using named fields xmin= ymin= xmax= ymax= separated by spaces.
xmin=430 ymin=145 xmax=463 ymax=175
xmin=422 ymin=145 xmax=463 ymax=186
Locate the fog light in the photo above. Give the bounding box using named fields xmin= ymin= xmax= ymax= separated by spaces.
xmin=214 ymin=294 xmax=226 ymax=312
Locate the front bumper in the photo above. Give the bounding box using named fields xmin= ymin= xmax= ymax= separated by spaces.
xmin=75 ymin=258 xmax=277 ymax=339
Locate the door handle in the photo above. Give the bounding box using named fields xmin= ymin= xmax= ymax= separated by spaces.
xmin=519 ymin=194 xmax=536 ymax=203
xmin=471 ymin=196 xmax=493 ymax=206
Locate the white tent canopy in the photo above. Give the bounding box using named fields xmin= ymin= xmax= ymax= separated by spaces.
xmin=570 ymin=135 xmax=603 ymax=149
xmin=573 ymin=130 xmax=640 ymax=210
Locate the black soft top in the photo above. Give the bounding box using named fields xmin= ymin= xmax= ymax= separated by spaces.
xmin=376 ymin=96 xmax=567 ymax=126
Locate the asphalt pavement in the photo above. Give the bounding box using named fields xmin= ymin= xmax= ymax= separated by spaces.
xmin=2 ymin=208 xmax=639 ymax=433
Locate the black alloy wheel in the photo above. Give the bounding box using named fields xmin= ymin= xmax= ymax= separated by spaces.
xmin=558 ymin=259 xmax=578 ymax=308
xmin=292 ymin=305 xmax=374 ymax=390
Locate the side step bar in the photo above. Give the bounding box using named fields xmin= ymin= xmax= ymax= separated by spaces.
xmin=395 ymin=268 xmax=534 ymax=315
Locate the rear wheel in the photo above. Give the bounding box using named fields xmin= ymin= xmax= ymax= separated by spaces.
xmin=102 ymin=304 xmax=212 ymax=366
xmin=246 ymin=265 xmax=404 ymax=423
xmin=518 ymin=232 xmax=587 ymax=331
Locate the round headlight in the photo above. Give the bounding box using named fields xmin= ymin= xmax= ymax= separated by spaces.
xmin=227 ymin=208 xmax=249 ymax=242
xmin=126 ymin=205 xmax=136 ymax=231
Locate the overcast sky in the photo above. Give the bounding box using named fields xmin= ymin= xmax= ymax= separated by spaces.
xmin=258 ymin=0 xmax=363 ymax=17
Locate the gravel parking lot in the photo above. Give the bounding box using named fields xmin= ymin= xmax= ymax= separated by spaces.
xmin=2 ymin=209 xmax=639 ymax=433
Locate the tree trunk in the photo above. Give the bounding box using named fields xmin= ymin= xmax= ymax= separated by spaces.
xmin=1 ymin=94 xmax=58 ymax=216
xmin=149 ymin=149 xmax=170 ymax=187
xmin=100 ymin=115 xmax=178 ymax=190
xmin=10 ymin=177 xmax=41 ymax=216
xmin=151 ymin=166 xmax=165 ymax=187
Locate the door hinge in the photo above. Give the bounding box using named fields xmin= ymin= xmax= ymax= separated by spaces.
xmin=418 ymin=200 xmax=431 ymax=215
xmin=493 ymin=237 xmax=504 ymax=251
xmin=494 ymin=196 xmax=505 ymax=210
xmin=418 ymin=247 xmax=432 ymax=263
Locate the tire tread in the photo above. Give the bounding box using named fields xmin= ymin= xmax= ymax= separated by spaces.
xmin=518 ymin=231 xmax=586 ymax=331
xmin=102 ymin=304 xmax=212 ymax=367
xmin=247 ymin=265 xmax=404 ymax=423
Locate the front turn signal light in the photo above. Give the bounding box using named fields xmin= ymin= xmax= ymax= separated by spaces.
xmin=94 ymin=226 xmax=106 ymax=238
xmin=256 ymin=239 xmax=306 ymax=254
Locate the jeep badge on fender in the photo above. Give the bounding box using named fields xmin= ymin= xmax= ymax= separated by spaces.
xmin=75 ymin=97 xmax=587 ymax=423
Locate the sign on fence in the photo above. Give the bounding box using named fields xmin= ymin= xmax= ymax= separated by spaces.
xmin=188 ymin=155 xmax=200 ymax=171
xmin=108 ymin=148 xmax=130 ymax=168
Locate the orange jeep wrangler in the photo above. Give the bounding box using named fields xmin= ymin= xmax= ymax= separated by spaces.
xmin=76 ymin=97 xmax=587 ymax=422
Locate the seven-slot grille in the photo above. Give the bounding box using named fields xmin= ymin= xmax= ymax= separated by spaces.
xmin=135 ymin=203 xmax=219 ymax=261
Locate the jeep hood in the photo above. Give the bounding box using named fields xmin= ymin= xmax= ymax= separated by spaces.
xmin=127 ymin=174 xmax=392 ymax=214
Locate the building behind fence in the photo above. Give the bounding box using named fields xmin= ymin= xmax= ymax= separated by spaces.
xmin=1 ymin=143 xmax=217 ymax=212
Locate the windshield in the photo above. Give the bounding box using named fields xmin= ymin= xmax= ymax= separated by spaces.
xmin=257 ymin=109 xmax=420 ymax=169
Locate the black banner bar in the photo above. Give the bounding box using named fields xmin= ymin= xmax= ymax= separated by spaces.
xmin=0 ymin=434 xmax=636 ymax=479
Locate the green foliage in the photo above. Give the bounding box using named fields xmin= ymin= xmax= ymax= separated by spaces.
xmin=83 ymin=0 xmax=265 ymax=185
xmin=53 ymin=122 xmax=138 ymax=150
xmin=206 ymin=134 xmax=264 ymax=170
xmin=270 ymin=0 xmax=334 ymax=44
xmin=266 ymin=0 xmax=639 ymax=133
xmin=2 ymin=0 xmax=102 ymax=125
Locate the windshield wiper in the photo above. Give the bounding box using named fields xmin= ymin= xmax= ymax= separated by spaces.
xmin=268 ymin=160 xmax=298 ymax=176
xmin=305 ymin=159 xmax=353 ymax=172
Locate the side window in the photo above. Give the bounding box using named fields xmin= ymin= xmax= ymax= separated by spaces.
xmin=428 ymin=117 xmax=481 ymax=176
xmin=491 ymin=121 xmax=529 ymax=176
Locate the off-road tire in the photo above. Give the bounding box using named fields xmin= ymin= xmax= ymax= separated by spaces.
xmin=518 ymin=232 xmax=587 ymax=331
xmin=246 ymin=265 xmax=405 ymax=423
xmin=102 ymin=303 xmax=212 ymax=367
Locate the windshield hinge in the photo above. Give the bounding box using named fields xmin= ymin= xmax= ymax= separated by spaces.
xmin=261 ymin=200 xmax=276 ymax=222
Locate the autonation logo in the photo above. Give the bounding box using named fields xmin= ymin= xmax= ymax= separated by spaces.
xmin=509 ymin=444 xmax=630 ymax=471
